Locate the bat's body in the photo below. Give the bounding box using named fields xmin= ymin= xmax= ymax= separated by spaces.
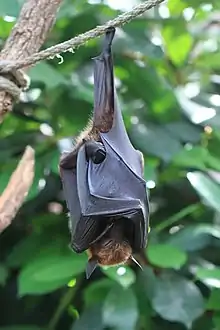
xmin=59 ymin=27 xmax=149 ymax=278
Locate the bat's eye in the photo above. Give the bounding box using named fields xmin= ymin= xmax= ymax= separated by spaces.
xmin=85 ymin=141 xmax=106 ymax=164
xmin=92 ymin=149 xmax=106 ymax=164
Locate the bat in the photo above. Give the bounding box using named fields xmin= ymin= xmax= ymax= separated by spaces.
xmin=59 ymin=27 xmax=149 ymax=279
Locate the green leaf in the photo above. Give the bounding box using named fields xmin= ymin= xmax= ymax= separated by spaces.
xmin=0 ymin=18 xmax=14 ymax=38
xmin=151 ymin=274 xmax=205 ymax=328
xmin=213 ymin=313 xmax=220 ymax=329
xmin=121 ymin=59 xmax=178 ymax=117
xmin=84 ymin=279 xmax=113 ymax=307
xmin=0 ymin=157 xmax=45 ymax=202
xmin=187 ymin=172 xmax=220 ymax=212
xmin=49 ymin=148 xmax=60 ymax=174
xmin=130 ymin=123 xmax=181 ymax=162
xmin=168 ymin=0 xmax=189 ymax=15
xmin=103 ymin=286 xmax=138 ymax=330
xmin=134 ymin=268 xmax=153 ymax=328
xmin=165 ymin=121 xmax=201 ymax=143
xmin=206 ymin=154 xmax=220 ymax=172
xmin=18 ymin=250 xmax=87 ymax=296
xmin=29 ymin=63 xmax=67 ymax=88
xmin=172 ymin=146 xmax=207 ymax=170
xmin=196 ymin=267 xmax=220 ymax=285
xmin=6 ymin=234 xmax=64 ymax=268
xmin=143 ymin=158 xmax=158 ymax=183
xmin=162 ymin=20 xmax=193 ymax=66
xmin=0 ymin=161 xmax=17 ymax=195
xmin=102 ymin=265 xmax=136 ymax=288
xmin=196 ymin=52 xmax=220 ymax=70
xmin=136 ymin=266 xmax=157 ymax=300
xmin=155 ymin=204 xmax=200 ymax=233
xmin=72 ymin=304 xmax=103 ymax=330
xmin=0 ymin=0 xmax=20 ymax=17
xmin=172 ymin=146 xmax=220 ymax=171
xmin=168 ymin=224 xmax=220 ymax=251
xmin=0 ymin=264 xmax=8 ymax=286
xmin=206 ymin=289 xmax=220 ymax=310
xmin=147 ymin=244 xmax=187 ymax=269
xmin=0 ymin=327 xmax=44 ymax=330
xmin=26 ymin=159 xmax=45 ymax=201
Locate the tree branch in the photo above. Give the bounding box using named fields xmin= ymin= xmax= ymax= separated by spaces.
xmin=0 ymin=0 xmax=63 ymax=233
xmin=0 ymin=0 xmax=63 ymax=120
xmin=0 ymin=146 xmax=35 ymax=233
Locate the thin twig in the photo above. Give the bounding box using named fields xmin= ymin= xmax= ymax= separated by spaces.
xmin=0 ymin=146 xmax=35 ymax=233
xmin=0 ymin=0 xmax=165 ymax=72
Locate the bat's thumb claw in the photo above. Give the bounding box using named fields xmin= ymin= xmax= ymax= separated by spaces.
xmin=86 ymin=258 xmax=98 ymax=279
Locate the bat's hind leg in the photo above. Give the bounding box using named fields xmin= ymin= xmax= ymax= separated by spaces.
xmin=85 ymin=140 xmax=106 ymax=164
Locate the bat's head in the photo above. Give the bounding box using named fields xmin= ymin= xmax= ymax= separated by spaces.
xmin=86 ymin=239 xmax=143 ymax=279
xmin=90 ymin=238 xmax=132 ymax=266
xmin=86 ymin=238 xmax=132 ymax=279
xmin=85 ymin=221 xmax=143 ymax=279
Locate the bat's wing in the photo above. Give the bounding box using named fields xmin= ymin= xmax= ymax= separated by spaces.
xmin=60 ymin=166 xmax=101 ymax=252
xmin=77 ymin=144 xmax=146 ymax=215
xmin=76 ymin=143 xmax=148 ymax=249
xmin=92 ymin=27 xmax=143 ymax=179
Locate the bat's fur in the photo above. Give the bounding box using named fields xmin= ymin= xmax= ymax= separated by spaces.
xmin=59 ymin=119 xmax=100 ymax=169
xmin=75 ymin=119 xmax=100 ymax=147
xmin=86 ymin=219 xmax=132 ymax=266
xmin=88 ymin=238 xmax=132 ymax=266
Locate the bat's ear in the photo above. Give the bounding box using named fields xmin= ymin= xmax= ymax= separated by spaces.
xmin=131 ymin=255 xmax=143 ymax=270
xmin=86 ymin=257 xmax=98 ymax=279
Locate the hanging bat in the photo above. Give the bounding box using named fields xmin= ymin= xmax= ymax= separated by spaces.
xmin=59 ymin=27 xmax=149 ymax=279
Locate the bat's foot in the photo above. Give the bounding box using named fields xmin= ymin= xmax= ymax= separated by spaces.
xmin=85 ymin=140 xmax=106 ymax=164
xmin=102 ymin=27 xmax=115 ymax=55
xmin=93 ymin=27 xmax=115 ymax=61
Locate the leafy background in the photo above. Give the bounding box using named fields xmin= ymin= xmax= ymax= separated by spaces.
xmin=1 ymin=0 xmax=220 ymax=329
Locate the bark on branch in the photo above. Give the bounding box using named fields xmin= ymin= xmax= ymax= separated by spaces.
xmin=0 ymin=0 xmax=63 ymax=120
xmin=0 ymin=0 xmax=63 ymax=233
xmin=0 ymin=146 xmax=35 ymax=233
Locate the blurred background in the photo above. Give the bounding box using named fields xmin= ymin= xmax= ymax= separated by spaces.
xmin=1 ymin=0 xmax=220 ymax=329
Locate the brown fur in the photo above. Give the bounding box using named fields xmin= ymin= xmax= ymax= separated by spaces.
xmin=87 ymin=238 xmax=132 ymax=266
xmin=59 ymin=119 xmax=100 ymax=170
xmin=75 ymin=119 xmax=100 ymax=147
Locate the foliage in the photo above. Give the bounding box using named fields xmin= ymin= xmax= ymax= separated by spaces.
xmin=1 ymin=0 xmax=220 ymax=329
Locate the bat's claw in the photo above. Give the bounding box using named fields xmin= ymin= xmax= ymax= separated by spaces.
xmin=105 ymin=26 xmax=115 ymax=35
xmin=103 ymin=27 xmax=115 ymax=54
